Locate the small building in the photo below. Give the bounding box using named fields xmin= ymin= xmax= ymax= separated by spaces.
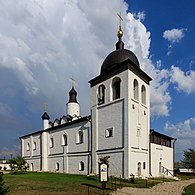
xmin=150 ymin=130 xmax=176 ymax=177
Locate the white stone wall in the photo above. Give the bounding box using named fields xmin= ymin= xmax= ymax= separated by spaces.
xmin=90 ymin=69 xmax=150 ymax=178
xmin=128 ymin=70 xmax=150 ymax=178
xmin=151 ymin=143 xmax=174 ymax=177
xmin=27 ymin=158 xmax=41 ymax=171
xmin=97 ymin=99 xmax=124 ymax=151
xmin=21 ymin=119 xmax=91 ymax=174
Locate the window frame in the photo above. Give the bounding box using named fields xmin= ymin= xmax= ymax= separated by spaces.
xmin=105 ymin=127 xmax=114 ymax=138
xmin=27 ymin=142 xmax=30 ymax=151
xmin=50 ymin=137 xmax=54 ymax=148
xmin=76 ymin=131 xmax=84 ymax=144
xmin=98 ymin=84 xmax=105 ymax=105
xmin=62 ymin=134 xmax=68 ymax=146
xmin=133 ymin=79 xmax=139 ymax=101
xmin=79 ymin=161 xmax=84 ymax=171
xmin=33 ymin=141 xmax=36 ymax=150
xmin=141 ymin=85 xmax=146 ymax=104
xmin=112 ymin=77 xmax=121 ymax=100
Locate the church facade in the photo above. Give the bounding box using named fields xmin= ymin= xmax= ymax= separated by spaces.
xmin=20 ymin=25 xmax=176 ymax=178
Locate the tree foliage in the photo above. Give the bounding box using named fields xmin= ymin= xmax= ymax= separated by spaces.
xmin=181 ymin=148 xmax=195 ymax=169
xmin=0 ymin=173 xmax=9 ymax=194
xmin=10 ymin=156 xmax=29 ymax=173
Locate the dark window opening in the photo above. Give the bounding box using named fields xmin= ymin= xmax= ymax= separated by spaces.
xmin=98 ymin=85 xmax=105 ymax=105
xmin=113 ymin=78 xmax=121 ymax=100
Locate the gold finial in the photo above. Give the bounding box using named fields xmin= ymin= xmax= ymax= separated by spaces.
xmin=70 ymin=76 xmax=76 ymax=88
xmin=117 ymin=12 xmax=123 ymax=38
xmin=44 ymin=99 xmax=47 ymax=112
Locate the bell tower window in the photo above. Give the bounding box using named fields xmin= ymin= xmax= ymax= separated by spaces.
xmin=112 ymin=77 xmax=121 ymax=100
xmin=141 ymin=85 xmax=146 ymax=104
xmin=98 ymin=85 xmax=105 ymax=105
xmin=133 ymin=79 xmax=139 ymax=100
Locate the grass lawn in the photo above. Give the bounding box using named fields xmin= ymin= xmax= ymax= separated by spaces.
xmin=183 ymin=183 xmax=195 ymax=195
xmin=3 ymin=172 xmax=179 ymax=195
xmin=4 ymin=172 xmax=110 ymax=195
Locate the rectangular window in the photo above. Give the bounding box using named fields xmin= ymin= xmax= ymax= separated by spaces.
xmin=143 ymin=162 xmax=146 ymax=169
xmin=105 ymin=128 xmax=114 ymax=138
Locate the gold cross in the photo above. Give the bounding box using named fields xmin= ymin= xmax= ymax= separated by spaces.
xmin=117 ymin=12 xmax=123 ymax=27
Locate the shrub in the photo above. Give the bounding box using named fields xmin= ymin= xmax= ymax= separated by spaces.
xmin=0 ymin=173 xmax=9 ymax=194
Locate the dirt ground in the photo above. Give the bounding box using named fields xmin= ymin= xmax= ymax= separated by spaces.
xmin=112 ymin=179 xmax=195 ymax=195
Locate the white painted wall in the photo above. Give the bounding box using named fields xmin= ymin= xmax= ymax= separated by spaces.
xmin=22 ymin=119 xmax=91 ymax=175
xmin=151 ymin=143 xmax=174 ymax=177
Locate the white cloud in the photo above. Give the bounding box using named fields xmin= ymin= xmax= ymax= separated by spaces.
xmin=125 ymin=13 xmax=171 ymax=117
xmin=163 ymin=28 xmax=186 ymax=43
xmin=0 ymin=0 xmax=173 ymax=119
xmin=165 ymin=118 xmax=195 ymax=138
xmin=163 ymin=28 xmax=186 ymax=55
xmin=164 ymin=118 xmax=195 ymax=157
xmin=170 ymin=66 xmax=195 ymax=94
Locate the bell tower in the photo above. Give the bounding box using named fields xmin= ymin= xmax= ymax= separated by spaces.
xmin=89 ymin=14 xmax=152 ymax=178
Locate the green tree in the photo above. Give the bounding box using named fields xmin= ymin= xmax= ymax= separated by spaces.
xmin=181 ymin=148 xmax=195 ymax=169
xmin=0 ymin=173 xmax=9 ymax=194
xmin=10 ymin=156 xmax=29 ymax=173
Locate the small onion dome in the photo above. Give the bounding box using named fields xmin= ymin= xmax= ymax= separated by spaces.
xmin=68 ymin=87 xmax=78 ymax=103
xmin=42 ymin=112 xmax=50 ymax=120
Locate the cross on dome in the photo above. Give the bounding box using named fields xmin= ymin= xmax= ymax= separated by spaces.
xmin=117 ymin=12 xmax=123 ymax=38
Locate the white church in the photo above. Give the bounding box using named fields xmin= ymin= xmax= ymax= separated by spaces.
xmin=20 ymin=23 xmax=176 ymax=178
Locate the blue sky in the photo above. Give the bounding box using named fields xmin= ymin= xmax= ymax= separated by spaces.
xmin=0 ymin=0 xmax=194 ymax=161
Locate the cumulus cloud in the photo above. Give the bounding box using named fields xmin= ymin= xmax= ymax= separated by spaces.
xmin=3 ymin=0 xmax=194 ymax=157
xmin=164 ymin=118 xmax=195 ymax=158
xmin=0 ymin=0 xmax=173 ymax=120
xmin=163 ymin=28 xmax=186 ymax=43
xmin=124 ymin=13 xmax=171 ymax=117
xmin=165 ymin=118 xmax=195 ymax=138
xmin=170 ymin=66 xmax=195 ymax=94
xmin=163 ymin=28 xmax=186 ymax=55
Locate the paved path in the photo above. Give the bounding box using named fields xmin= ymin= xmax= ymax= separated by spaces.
xmin=112 ymin=179 xmax=195 ymax=195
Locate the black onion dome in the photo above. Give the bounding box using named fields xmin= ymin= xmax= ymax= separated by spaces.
xmin=42 ymin=112 xmax=50 ymax=120
xmin=101 ymin=49 xmax=140 ymax=75
xmin=68 ymin=87 xmax=78 ymax=103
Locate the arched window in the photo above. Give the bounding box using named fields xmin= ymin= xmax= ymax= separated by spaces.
xmin=27 ymin=142 xmax=30 ymax=151
xmin=141 ymin=85 xmax=146 ymax=104
xmin=56 ymin=162 xmax=59 ymax=171
xmin=79 ymin=161 xmax=84 ymax=171
xmin=112 ymin=77 xmax=121 ymax=100
xmin=33 ymin=142 xmax=36 ymax=150
xmin=159 ymin=162 xmax=162 ymax=174
xmin=133 ymin=79 xmax=139 ymax=100
xmin=30 ymin=163 xmax=34 ymax=171
xmin=98 ymin=85 xmax=105 ymax=105
xmin=62 ymin=134 xmax=68 ymax=146
xmin=77 ymin=131 xmax=84 ymax=144
xmin=50 ymin=137 xmax=54 ymax=148
xmin=137 ymin=162 xmax=141 ymax=176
